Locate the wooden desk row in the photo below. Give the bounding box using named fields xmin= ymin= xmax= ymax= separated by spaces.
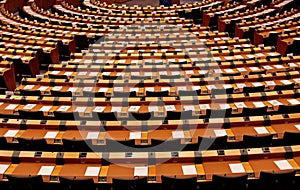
xmin=0 ymin=148 xmax=299 ymax=182
xmin=88 ymin=0 xmax=217 ymax=12
xmin=49 ymin=56 xmax=300 ymax=73
xmin=2 ymin=120 xmax=300 ymax=144
xmin=21 ymin=69 xmax=300 ymax=88
xmin=254 ymin=21 xmax=300 ymax=46
xmin=203 ymin=4 xmax=246 ymax=27
xmin=218 ymin=8 xmax=277 ymax=34
xmin=0 ymin=105 xmax=300 ymax=129
xmin=235 ymin=9 xmax=299 ymax=39
xmin=45 ymin=63 xmax=294 ymax=79
xmin=26 ymin=4 xmax=193 ymax=27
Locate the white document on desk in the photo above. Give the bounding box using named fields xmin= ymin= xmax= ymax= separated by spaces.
xmin=23 ymin=104 xmax=36 ymax=110
xmin=288 ymin=99 xmax=300 ymax=105
xmin=214 ymin=129 xmax=227 ymax=137
xmin=38 ymin=166 xmax=55 ymax=176
xmin=4 ymin=130 xmax=19 ymax=138
xmin=253 ymin=102 xmax=265 ymax=108
xmin=0 ymin=164 xmax=9 ymax=174
xmin=134 ymin=166 xmax=148 ymax=177
xmin=274 ymin=160 xmax=293 ymax=170
xmin=57 ymin=106 xmax=70 ymax=112
xmin=172 ymin=131 xmax=184 ymax=139
xmin=75 ymin=107 xmax=86 ymax=112
xmin=44 ymin=131 xmax=58 ymax=139
xmin=184 ymin=105 xmax=195 ymax=111
xmin=98 ymin=88 xmax=108 ymax=92
xmin=294 ymin=124 xmax=300 ymax=131
xmin=4 ymin=104 xmax=18 ymax=110
xmin=268 ymin=100 xmax=282 ymax=106
xmin=85 ymin=166 xmax=101 ymax=176
xmin=164 ymin=105 xmax=176 ymax=111
xmin=111 ymin=107 xmax=122 ymax=112
xmin=129 ymin=132 xmax=142 ymax=140
xmin=182 ymin=165 xmax=197 ymax=175
xmin=128 ymin=106 xmax=140 ymax=112
xmin=229 ymin=163 xmax=246 ymax=173
xmin=24 ymin=85 xmax=34 ymax=90
xmin=39 ymin=106 xmax=52 ymax=112
xmin=148 ymin=106 xmax=159 ymax=112
xmin=38 ymin=86 xmax=48 ymax=91
xmin=86 ymin=132 xmax=99 ymax=139
xmin=254 ymin=127 xmax=269 ymax=134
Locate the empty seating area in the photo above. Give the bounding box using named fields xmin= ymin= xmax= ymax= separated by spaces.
xmin=0 ymin=0 xmax=300 ymax=189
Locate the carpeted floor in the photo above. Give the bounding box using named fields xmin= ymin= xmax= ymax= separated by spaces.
xmin=115 ymin=0 xmax=202 ymax=6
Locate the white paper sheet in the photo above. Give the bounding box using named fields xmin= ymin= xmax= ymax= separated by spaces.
xmin=89 ymin=72 xmax=98 ymax=77
xmin=78 ymin=72 xmax=87 ymax=76
xmin=199 ymin=104 xmax=210 ymax=110
xmin=236 ymin=83 xmax=246 ymax=88
xmin=98 ymin=88 xmax=108 ymax=92
xmin=274 ymin=160 xmax=293 ymax=170
xmin=38 ymin=166 xmax=55 ymax=175
xmin=185 ymin=70 xmax=194 ymax=75
xmin=4 ymin=130 xmax=19 ymax=137
xmin=206 ymin=85 xmax=216 ymax=90
xmin=93 ymin=106 xmax=105 ymax=113
xmin=111 ymin=107 xmax=122 ymax=112
xmin=102 ymin=72 xmax=111 ymax=76
xmin=86 ymin=132 xmax=99 ymax=139
xmin=38 ymin=86 xmax=48 ymax=91
xmin=219 ymin=104 xmax=230 ymax=109
xmin=75 ymin=107 xmax=86 ymax=112
xmin=57 ymin=106 xmax=70 ymax=112
xmin=52 ymin=86 xmax=62 ymax=91
xmin=253 ymin=102 xmax=266 ymax=108
xmin=146 ymin=87 xmax=155 ymax=92
xmin=229 ymin=163 xmax=246 ymax=173
xmin=265 ymin=81 xmax=276 ymax=86
xmin=148 ymin=106 xmax=159 ymax=112
xmin=214 ymin=129 xmax=227 ymax=137
xmin=44 ymin=131 xmax=58 ymax=139
xmin=64 ymin=72 xmax=73 ymax=76
xmin=164 ymin=105 xmax=176 ymax=111
xmin=24 ymin=85 xmax=34 ymax=90
xmin=114 ymin=87 xmax=123 ymax=92
xmin=294 ymin=124 xmax=300 ymax=131
xmin=182 ymin=165 xmax=197 ymax=175
xmin=83 ymin=87 xmax=93 ymax=92
xmin=254 ymin=127 xmax=269 ymax=134
xmin=84 ymin=166 xmax=101 ymax=176
xmin=134 ymin=166 xmax=148 ymax=176
xmin=50 ymin=71 xmax=60 ymax=75
xmin=4 ymin=104 xmax=18 ymax=110
xmin=128 ymin=106 xmax=140 ymax=112
xmin=68 ymin=87 xmax=78 ymax=92
xmin=172 ymin=131 xmax=184 ymax=138
xmin=39 ymin=106 xmax=52 ymax=112
xmin=129 ymin=132 xmax=142 ymax=139
xmin=281 ymin=80 xmax=292 ymax=85
xmin=236 ymin=68 xmax=247 ymax=72
xmin=161 ymin=87 xmax=170 ymax=92
xmin=288 ymin=99 xmax=300 ymax=105
xmin=268 ymin=100 xmax=283 ymax=106
xmin=183 ymin=106 xmax=195 ymax=111
xmin=252 ymin=82 xmax=263 ymax=87
xmin=0 ymin=164 xmax=9 ymax=174
xmin=130 ymin=88 xmax=139 ymax=92
xmin=23 ymin=104 xmax=36 ymax=110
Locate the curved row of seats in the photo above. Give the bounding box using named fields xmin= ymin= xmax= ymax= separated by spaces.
xmin=0 ymin=0 xmax=299 ymax=189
